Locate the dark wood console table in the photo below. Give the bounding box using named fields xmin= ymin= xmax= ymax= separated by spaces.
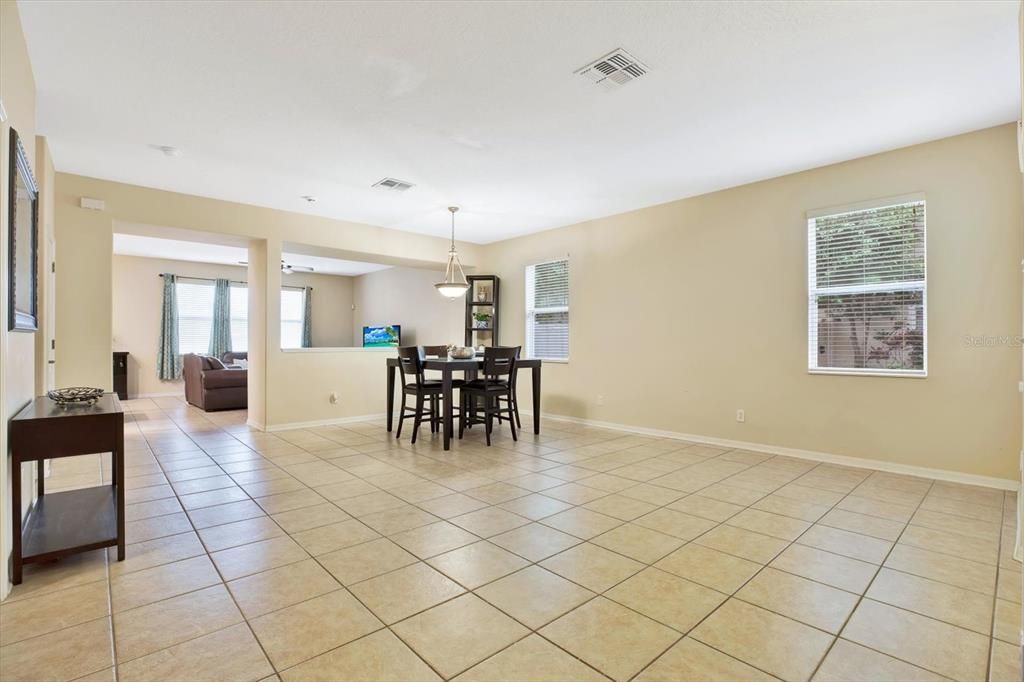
xmin=9 ymin=393 xmax=125 ymax=584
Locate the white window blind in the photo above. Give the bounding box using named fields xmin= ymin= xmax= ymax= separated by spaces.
xmin=526 ymin=259 xmax=569 ymax=361
xmin=808 ymin=198 xmax=926 ymax=376
xmin=176 ymin=280 xmax=215 ymax=355
xmin=230 ymin=284 xmax=248 ymax=352
xmin=280 ymin=288 xmax=304 ymax=349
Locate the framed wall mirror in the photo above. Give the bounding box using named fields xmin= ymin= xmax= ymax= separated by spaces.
xmin=8 ymin=127 xmax=39 ymax=332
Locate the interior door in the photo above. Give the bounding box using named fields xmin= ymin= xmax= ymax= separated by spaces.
xmin=46 ymin=237 xmax=56 ymax=391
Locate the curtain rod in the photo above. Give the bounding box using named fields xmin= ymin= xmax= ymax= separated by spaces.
xmin=158 ymin=274 xmax=311 ymax=290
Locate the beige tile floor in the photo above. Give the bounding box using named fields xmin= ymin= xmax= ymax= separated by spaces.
xmin=1 ymin=396 xmax=1021 ymax=682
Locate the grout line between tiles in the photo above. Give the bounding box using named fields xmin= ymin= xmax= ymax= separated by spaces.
xmin=986 ymin=491 xmax=1007 ymax=682
xmin=25 ymin=399 xmax=1014 ymax=682
xmin=137 ymin=419 xmax=279 ymax=677
xmin=805 ymin=479 xmax=935 ymax=681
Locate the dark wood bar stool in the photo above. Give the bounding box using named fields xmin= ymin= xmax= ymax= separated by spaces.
xmin=421 ymin=345 xmax=448 ymax=358
xmin=395 ymin=346 xmax=443 ymax=443
xmin=460 ymin=346 xmax=519 ymax=446
xmin=422 ymin=344 xmax=472 ymax=426
xmin=497 ymin=346 xmax=522 ymax=429
xmin=421 ymin=346 xmax=467 ymax=385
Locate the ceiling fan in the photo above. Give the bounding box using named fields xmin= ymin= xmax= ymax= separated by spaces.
xmin=237 ymin=260 xmax=314 ymax=274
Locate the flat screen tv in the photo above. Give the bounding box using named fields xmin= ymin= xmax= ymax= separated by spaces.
xmin=363 ymin=325 xmax=401 ymax=348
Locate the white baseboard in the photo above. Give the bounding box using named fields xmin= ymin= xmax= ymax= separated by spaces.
xmin=246 ymin=418 xmax=266 ymax=431
xmin=251 ymin=408 xmax=1018 ymax=491
xmin=526 ymin=412 xmax=1020 ymax=492
xmin=134 ymin=392 xmax=184 ymax=399
xmin=265 ymin=413 xmax=386 ymax=432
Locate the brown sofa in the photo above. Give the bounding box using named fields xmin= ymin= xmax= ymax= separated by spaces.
xmin=183 ymin=354 xmax=247 ymax=411
xmin=222 ymin=351 xmax=248 ymax=366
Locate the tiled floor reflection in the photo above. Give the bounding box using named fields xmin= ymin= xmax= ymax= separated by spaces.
xmin=0 ymin=396 xmax=1020 ymax=681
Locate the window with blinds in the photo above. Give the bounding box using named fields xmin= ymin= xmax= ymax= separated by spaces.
xmin=176 ymin=280 xmax=216 ymax=355
xmin=280 ymin=288 xmax=304 ymax=349
xmin=807 ymin=197 xmax=926 ymax=376
xmin=526 ymin=259 xmax=569 ymax=361
xmin=230 ymin=284 xmax=248 ymax=352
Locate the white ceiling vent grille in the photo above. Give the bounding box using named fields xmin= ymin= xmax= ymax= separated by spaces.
xmin=576 ymin=49 xmax=648 ymax=91
xmin=372 ymin=177 xmax=415 ymax=191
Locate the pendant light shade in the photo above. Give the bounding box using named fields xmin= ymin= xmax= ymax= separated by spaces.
xmin=435 ymin=206 xmax=470 ymax=298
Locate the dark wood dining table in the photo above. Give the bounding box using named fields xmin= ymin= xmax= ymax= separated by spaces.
xmin=386 ymin=356 xmax=542 ymax=450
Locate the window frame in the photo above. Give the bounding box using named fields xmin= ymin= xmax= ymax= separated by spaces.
xmin=806 ymin=194 xmax=927 ymax=378
xmin=174 ymin=278 xmax=216 ymax=356
xmin=279 ymin=286 xmax=305 ymax=350
xmin=525 ymin=257 xmax=570 ymax=363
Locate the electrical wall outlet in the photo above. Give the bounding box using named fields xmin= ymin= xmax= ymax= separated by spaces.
xmin=596 ymin=394 xmax=605 ymax=406
xmin=329 ymin=392 xmax=338 ymax=405
xmin=736 ymin=409 xmax=745 ymax=423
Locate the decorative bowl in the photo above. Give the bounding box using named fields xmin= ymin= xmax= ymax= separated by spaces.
xmin=47 ymin=387 xmax=104 ymax=406
xmin=450 ymin=346 xmax=475 ymax=359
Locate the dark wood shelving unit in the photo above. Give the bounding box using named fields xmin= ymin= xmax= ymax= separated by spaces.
xmin=113 ymin=351 xmax=129 ymax=400
xmin=465 ymin=275 xmax=499 ymax=348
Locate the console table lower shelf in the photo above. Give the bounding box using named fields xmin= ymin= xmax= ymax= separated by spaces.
xmin=9 ymin=393 xmax=126 ymax=584
xmin=22 ymin=487 xmax=120 ymax=563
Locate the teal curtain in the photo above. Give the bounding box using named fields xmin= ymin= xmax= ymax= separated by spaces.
xmin=301 ymin=286 xmax=313 ymax=348
xmin=208 ymin=278 xmax=232 ymax=358
xmin=157 ymin=273 xmax=182 ymax=380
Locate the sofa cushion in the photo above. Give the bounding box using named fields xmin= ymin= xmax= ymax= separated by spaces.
xmin=199 ymin=355 xmax=226 ymax=370
xmin=202 ymin=368 xmax=247 ymax=390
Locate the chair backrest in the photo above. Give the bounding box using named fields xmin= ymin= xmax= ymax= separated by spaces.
xmin=509 ymin=345 xmax=522 ymax=389
xmin=397 ymin=346 xmax=425 ymax=386
xmin=482 ymin=346 xmax=519 ymax=381
xmin=421 ymin=345 xmax=448 ymax=359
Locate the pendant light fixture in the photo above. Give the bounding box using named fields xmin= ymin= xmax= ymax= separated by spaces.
xmin=435 ymin=206 xmax=470 ymax=298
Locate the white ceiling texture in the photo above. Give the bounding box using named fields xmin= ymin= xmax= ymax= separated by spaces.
xmin=18 ymin=0 xmax=1020 ymax=243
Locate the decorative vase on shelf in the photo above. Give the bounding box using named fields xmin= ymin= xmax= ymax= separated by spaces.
xmin=477 ymin=289 xmax=487 ymax=302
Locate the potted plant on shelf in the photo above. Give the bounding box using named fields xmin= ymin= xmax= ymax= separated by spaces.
xmin=472 ymin=311 xmax=492 ymax=329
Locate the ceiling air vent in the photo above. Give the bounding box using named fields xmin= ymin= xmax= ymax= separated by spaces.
xmin=575 ymin=48 xmax=648 ymax=91
xmin=372 ymin=177 xmax=415 ymax=192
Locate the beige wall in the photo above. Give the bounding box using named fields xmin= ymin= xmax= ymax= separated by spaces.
xmin=482 ymin=124 xmax=1023 ymax=481
xmin=1 ymin=0 xmax=27 ymax=593
xmin=352 ymin=266 xmax=463 ymax=347
xmin=34 ymin=137 xmax=55 ymax=396
xmin=1 ymin=0 xmax=54 ymax=598
xmin=111 ymin=254 xmax=355 ymax=396
xmin=48 ymin=127 xmax=1023 ymax=479
xmin=54 ymin=173 xmax=482 ymax=428
xmin=112 ymin=255 xmax=242 ymax=396
xmin=246 ymin=240 xmax=268 ymax=428
xmin=55 ymin=198 xmax=111 ymax=390
xmin=283 ymin=270 xmax=353 ymax=348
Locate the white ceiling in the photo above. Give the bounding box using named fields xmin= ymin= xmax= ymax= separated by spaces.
xmin=19 ymin=1 xmax=1020 ymax=243
xmin=113 ymin=234 xmax=391 ymax=276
